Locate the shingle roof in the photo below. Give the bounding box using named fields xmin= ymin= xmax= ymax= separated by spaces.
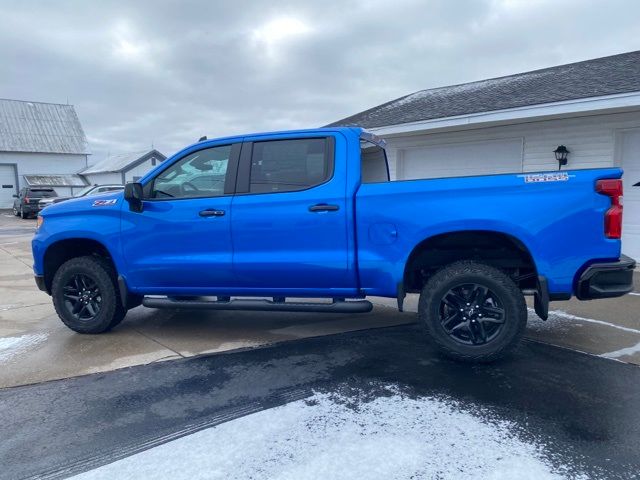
xmin=81 ymin=149 xmax=165 ymax=174
xmin=329 ymin=50 xmax=640 ymax=129
xmin=0 ymin=99 xmax=89 ymax=154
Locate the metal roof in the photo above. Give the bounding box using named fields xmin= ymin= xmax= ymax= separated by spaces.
xmin=0 ymin=99 xmax=90 ymax=154
xmin=81 ymin=149 xmax=166 ymax=174
xmin=24 ymin=174 xmax=88 ymax=187
xmin=328 ymin=50 xmax=640 ymax=129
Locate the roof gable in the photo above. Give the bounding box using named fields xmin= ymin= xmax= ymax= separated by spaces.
xmin=81 ymin=149 xmax=166 ymax=174
xmin=329 ymin=50 xmax=640 ymax=129
xmin=0 ymin=99 xmax=90 ymax=154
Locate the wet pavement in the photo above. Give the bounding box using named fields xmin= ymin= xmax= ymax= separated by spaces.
xmin=1 ymin=324 xmax=639 ymax=479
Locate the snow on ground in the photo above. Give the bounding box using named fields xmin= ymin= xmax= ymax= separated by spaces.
xmin=74 ymin=385 xmax=586 ymax=480
xmin=0 ymin=333 xmax=47 ymax=363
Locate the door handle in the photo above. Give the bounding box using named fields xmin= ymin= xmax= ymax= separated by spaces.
xmin=308 ymin=204 xmax=340 ymax=212
xmin=199 ymin=209 xmax=225 ymax=217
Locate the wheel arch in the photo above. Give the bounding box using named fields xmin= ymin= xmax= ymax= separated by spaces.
xmin=402 ymin=229 xmax=538 ymax=294
xmin=42 ymin=238 xmax=118 ymax=294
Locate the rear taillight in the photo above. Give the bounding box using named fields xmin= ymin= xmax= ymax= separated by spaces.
xmin=596 ymin=179 xmax=623 ymax=239
xmin=24 ymin=196 xmax=30 ymax=204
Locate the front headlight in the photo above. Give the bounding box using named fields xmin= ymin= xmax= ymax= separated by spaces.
xmin=36 ymin=215 xmax=44 ymax=231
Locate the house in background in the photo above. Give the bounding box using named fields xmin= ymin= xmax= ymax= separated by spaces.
xmin=0 ymin=99 xmax=90 ymax=208
xmin=80 ymin=149 xmax=166 ymax=186
xmin=330 ymin=50 xmax=640 ymax=259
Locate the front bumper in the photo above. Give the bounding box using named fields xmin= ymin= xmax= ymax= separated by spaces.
xmin=576 ymin=254 xmax=636 ymax=300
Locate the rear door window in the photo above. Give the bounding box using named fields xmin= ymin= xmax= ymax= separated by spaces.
xmin=248 ymin=138 xmax=332 ymax=193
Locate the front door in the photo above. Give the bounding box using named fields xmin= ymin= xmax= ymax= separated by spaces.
xmin=231 ymin=134 xmax=357 ymax=295
xmin=121 ymin=143 xmax=240 ymax=293
xmin=620 ymin=129 xmax=640 ymax=261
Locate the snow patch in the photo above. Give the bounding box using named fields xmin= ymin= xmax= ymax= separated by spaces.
xmin=73 ymin=386 xmax=584 ymax=480
xmin=0 ymin=333 xmax=47 ymax=363
xmin=601 ymin=340 xmax=640 ymax=359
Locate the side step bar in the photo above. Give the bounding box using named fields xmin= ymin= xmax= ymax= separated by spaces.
xmin=142 ymin=297 xmax=373 ymax=314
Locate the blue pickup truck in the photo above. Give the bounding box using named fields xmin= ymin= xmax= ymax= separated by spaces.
xmin=32 ymin=127 xmax=635 ymax=361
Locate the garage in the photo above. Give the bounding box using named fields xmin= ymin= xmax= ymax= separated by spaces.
xmin=0 ymin=164 xmax=17 ymax=209
xmin=397 ymin=138 xmax=523 ymax=180
xmin=330 ymin=50 xmax=640 ymax=259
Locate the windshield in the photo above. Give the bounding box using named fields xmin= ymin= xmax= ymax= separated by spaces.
xmin=28 ymin=189 xmax=56 ymax=198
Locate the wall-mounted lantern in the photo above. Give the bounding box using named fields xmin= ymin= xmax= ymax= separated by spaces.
xmin=553 ymin=145 xmax=570 ymax=170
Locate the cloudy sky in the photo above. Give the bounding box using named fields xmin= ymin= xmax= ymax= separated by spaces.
xmin=1 ymin=0 xmax=639 ymax=161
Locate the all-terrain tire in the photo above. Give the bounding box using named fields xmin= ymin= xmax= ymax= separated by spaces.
xmin=51 ymin=256 xmax=127 ymax=333
xmin=419 ymin=260 xmax=527 ymax=363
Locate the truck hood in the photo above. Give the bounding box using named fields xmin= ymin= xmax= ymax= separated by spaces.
xmin=39 ymin=191 xmax=124 ymax=216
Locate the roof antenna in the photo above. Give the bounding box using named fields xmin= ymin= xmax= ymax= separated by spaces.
xmin=198 ymin=136 xmax=207 ymax=142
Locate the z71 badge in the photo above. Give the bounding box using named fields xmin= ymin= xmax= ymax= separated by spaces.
xmin=92 ymin=199 xmax=118 ymax=207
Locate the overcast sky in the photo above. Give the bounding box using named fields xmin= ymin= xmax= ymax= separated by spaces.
xmin=1 ymin=0 xmax=639 ymax=161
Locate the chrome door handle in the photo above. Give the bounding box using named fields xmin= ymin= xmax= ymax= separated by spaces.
xmin=199 ymin=209 xmax=225 ymax=217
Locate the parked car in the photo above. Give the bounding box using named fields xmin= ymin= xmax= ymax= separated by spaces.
xmin=31 ymin=127 xmax=634 ymax=362
xmin=13 ymin=187 xmax=57 ymax=219
xmin=38 ymin=184 xmax=124 ymax=209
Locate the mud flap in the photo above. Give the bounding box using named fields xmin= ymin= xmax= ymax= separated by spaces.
xmin=534 ymin=276 xmax=549 ymax=320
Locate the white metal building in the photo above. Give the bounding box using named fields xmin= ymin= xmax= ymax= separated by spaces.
xmin=80 ymin=150 xmax=166 ymax=186
xmin=330 ymin=50 xmax=640 ymax=260
xmin=0 ymin=99 xmax=90 ymax=207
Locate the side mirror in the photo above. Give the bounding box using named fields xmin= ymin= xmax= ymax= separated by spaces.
xmin=12 ymin=194 xmax=18 ymax=198
xmin=124 ymin=182 xmax=144 ymax=213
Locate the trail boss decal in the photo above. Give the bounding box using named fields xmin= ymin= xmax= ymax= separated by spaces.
xmin=520 ymin=172 xmax=570 ymax=183
xmin=92 ymin=199 xmax=118 ymax=207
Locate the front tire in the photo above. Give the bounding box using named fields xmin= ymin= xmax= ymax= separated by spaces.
xmin=51 ymin=256 xmax=126 ymax=333
xmin=13 ymin=206 xmax=19 ymax=216
xmin=419 ymin=261 xmax=527 ymax=363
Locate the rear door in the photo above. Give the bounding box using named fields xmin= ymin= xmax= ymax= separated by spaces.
xmin=231 ymin=133 xmax=357 ymax=295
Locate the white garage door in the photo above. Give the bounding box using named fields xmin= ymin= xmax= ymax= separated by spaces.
xmin=0 ymin=165 xmax=17 ymax=209
xmin=621 ymin=129 xmax=640 ymax=261
xmin=397 ymin=138 xmax=524 ymax=180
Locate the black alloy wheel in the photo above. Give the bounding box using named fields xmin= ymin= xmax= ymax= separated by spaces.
xmin=439 ymin=283 xmax=505 ymax=346
xmin=418 ymin=261 xmax=527 ymax=362
xmin=63 ymin=273 xmax=102 ymax=321
xmin=51 ymin=256 xmax=127 ymax=333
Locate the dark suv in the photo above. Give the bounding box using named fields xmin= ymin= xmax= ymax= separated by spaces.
xmin=13 ymin=187 xmax=57 ymax=219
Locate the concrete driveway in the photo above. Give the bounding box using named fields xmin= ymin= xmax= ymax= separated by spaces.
xmin=1 ymin=210 xmax=639 ymax=389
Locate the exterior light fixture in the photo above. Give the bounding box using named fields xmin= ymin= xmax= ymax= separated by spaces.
xmin=553 ymin=145 xmax=570 ymax=170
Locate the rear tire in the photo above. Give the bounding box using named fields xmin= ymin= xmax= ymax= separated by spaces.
xmin=419 ymin=260 xmax=527 ymax=363
xmin=52 ymin=256 xmax=126 ymax=333
xmin=20 ymin=206 xmax=26 ymax=219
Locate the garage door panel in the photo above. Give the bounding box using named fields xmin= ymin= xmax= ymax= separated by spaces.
xmin=399 ymin=138 xmax=524 ymax=180
xmin=620 ymin=129 xmax=640 ymax=261
xmin=0 ymin=165 xmax=17 ymax=209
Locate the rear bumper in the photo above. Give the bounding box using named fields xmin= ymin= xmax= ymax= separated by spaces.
xmin=23 ymin=204 xmax=42 ymax=213
xmin=576 ymin=254 xmax=636 ymax=300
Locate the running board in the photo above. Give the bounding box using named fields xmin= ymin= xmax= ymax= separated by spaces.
xmin=142 ymin=297 xmax=373 ymax=314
